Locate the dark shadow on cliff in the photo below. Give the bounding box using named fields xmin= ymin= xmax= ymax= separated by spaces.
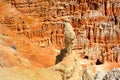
xmin=96 ymin=59 xmax=103 ymax=65
xmin=55 ymin=48 xmax=67 ymax=64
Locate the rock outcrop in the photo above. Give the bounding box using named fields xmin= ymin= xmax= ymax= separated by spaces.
xmin=82 ymin=66 xmax=94 ymax=80
xmin=0 ymin=0 xmax=119 ymax=80
xmin=63 ymin=17 xmax=76 ymax=53
xmin=94 ymin=70 xmax=106 ymax=80
xmin=54 ymin=51 xmax=83 ymax=80
xmin=103 ymin=68 xmax=120 ymax=80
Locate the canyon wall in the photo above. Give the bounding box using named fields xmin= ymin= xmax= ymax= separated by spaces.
xmin=1 ymin=0 xmax=119 ymax=63
xmin=0 ymin=0 xmax=120 ymax=80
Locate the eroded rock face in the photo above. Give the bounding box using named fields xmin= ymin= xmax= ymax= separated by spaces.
xmin=54 ymin=51 xmax=83 ymax=80
xmin=103 ymin=68 xmax=120 ymax=80
xmin=94 ymin=70 xmax=106 ymax=80
xmin=82 ymin=66 xmax=94 ymax=80
xmin=0 ymin=0 xmax=120 ymax=80
xmin=1 ymin=0 xmax=120 ymax=52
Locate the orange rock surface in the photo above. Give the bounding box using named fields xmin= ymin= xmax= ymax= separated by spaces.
xmin=0 ymin=0 xmax=119 ymax=80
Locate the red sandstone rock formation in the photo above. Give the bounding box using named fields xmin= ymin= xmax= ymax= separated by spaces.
xmin=0 ymin=0 xmax=119 ymax=80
